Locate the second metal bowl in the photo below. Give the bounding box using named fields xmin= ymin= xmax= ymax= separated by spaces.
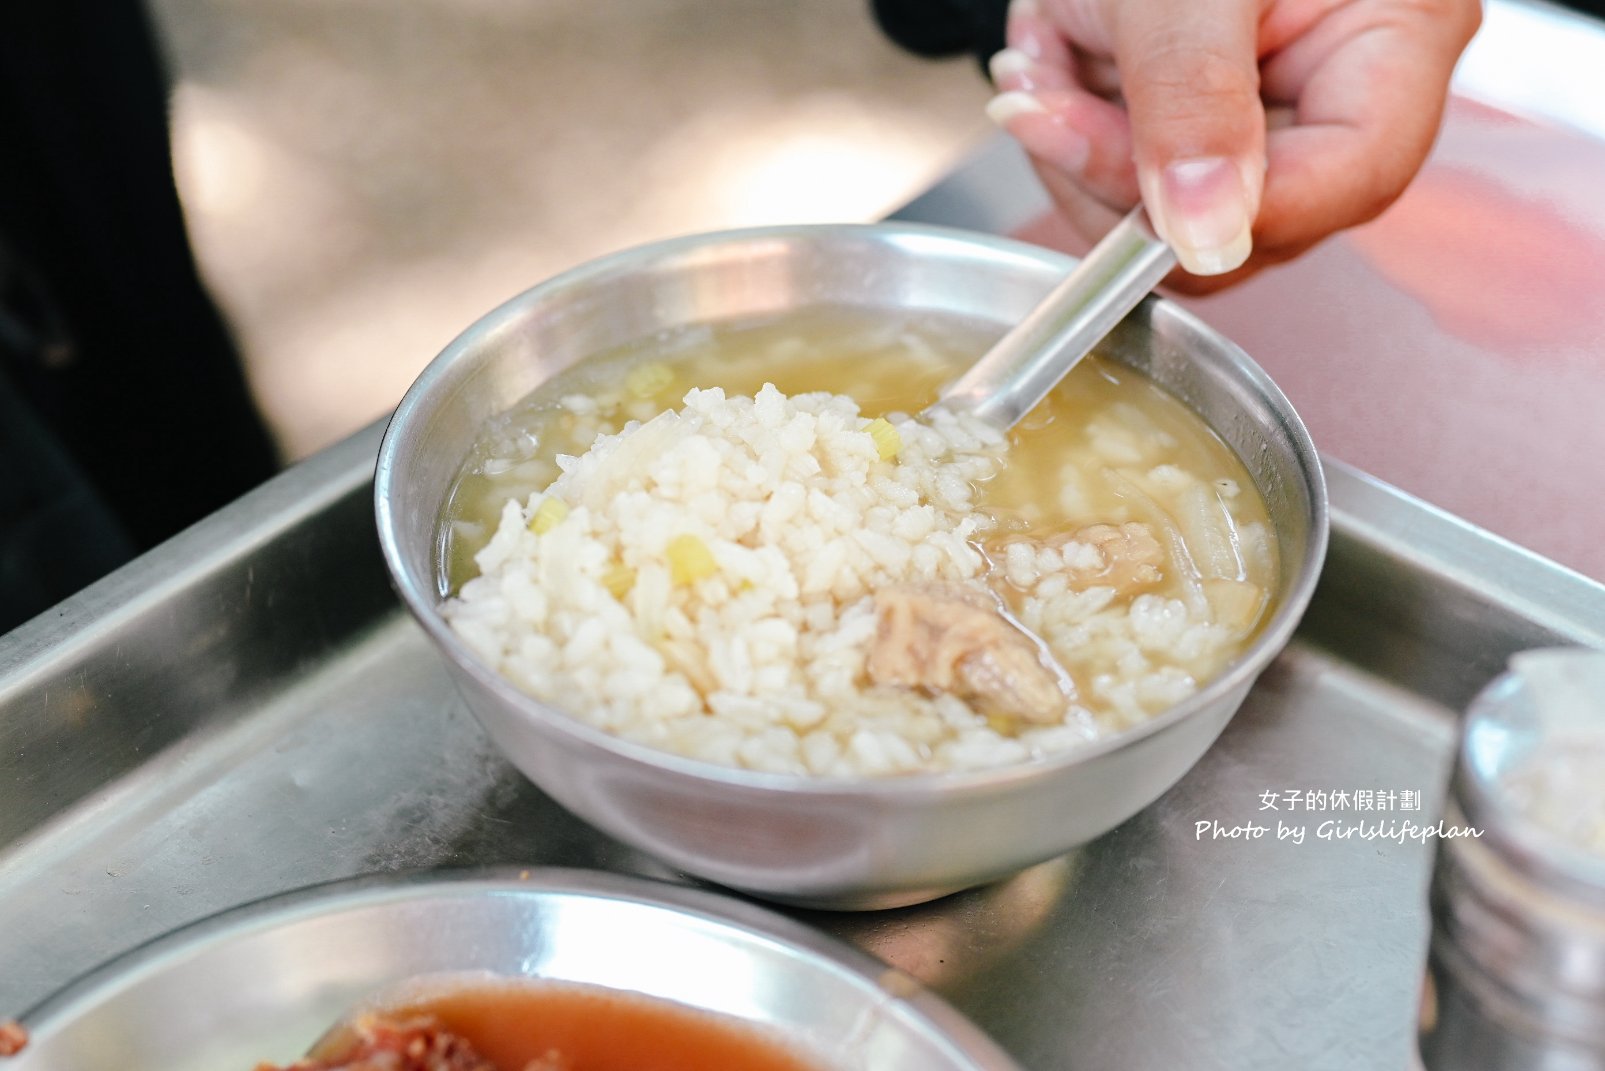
xmin=9 ymin=869 xmax=1018 ymax=1071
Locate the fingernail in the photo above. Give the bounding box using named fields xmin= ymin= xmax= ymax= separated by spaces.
xmin=985 ymin=91 xmax=1090 ymax=174
xmin=1007 ymin=0 xmax=1052 ymax=59
xmin=988 ymin=47 xmax=1035 ymax=86
xmin=1014 ymin=27 xmax=1050 ymax=61
xmin=985 ymin=90 xmax=1046 ymax=127
xmin=1145 ymin=156 xmax=1253 ymax=275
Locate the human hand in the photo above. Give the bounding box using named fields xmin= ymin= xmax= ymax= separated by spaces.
xmin=984 ymin=0 xmax=1481 ymax=293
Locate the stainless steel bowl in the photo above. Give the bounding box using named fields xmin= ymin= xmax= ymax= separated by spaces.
xmin=374 ymin=223 xmax=1328 ymax=910
xmin=9 ymin=869 xmax=1018 ymax=1071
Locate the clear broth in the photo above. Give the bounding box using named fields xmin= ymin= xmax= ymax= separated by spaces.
xmin=319 ymin=979 xmax=831 ymax=1071
xmin=443 ymin=305 xmax=1276 ymax=621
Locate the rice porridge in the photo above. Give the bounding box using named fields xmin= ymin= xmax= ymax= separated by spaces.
xmin=440 ymin=309 xmax=1276 ymax=777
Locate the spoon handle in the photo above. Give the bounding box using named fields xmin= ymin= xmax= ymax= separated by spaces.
xmin=928 ymin=205 xmax=1176 ymax=430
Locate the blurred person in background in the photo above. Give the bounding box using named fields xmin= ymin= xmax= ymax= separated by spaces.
xmin=0 ymin=1 xmax=280 ymax=634
xmin=0 ymin=0 xmax=1578 ymax=635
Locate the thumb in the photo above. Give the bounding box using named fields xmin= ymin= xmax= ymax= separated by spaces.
xmin=1111 ymin=0 xmax=1265 ymax=275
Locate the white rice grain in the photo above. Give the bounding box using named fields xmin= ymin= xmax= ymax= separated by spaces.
xmin=443 ymin=384 xmax=1240 ymax=777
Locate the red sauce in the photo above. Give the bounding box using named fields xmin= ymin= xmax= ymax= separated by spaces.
xmin=322 ymin=980 xmax=832 ymax=1071
xmin=0 ymin=1020 xmax=28 ymax=1057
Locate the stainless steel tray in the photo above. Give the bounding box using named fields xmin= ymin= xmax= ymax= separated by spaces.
xmin=4 ymin=408 xmax=1604 ymax=1068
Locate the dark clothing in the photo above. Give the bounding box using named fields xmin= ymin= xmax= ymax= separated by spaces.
xmin=0 ymin=359 xmax=135 ymax=627
xmin=872 ymin=0 xmax=1009 ymax=67
xmin=872 ymin=0 xmax=1605 ymax=65
xmin=1 ymin=1 xmax=280 ymax=634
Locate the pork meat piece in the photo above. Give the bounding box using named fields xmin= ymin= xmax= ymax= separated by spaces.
xmin=256 ymin=1015 xmax=500 ymax=1071
xmin=867 ymin=583 xmax=1071 ymax=724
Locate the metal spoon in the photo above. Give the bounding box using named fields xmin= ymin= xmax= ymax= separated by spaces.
xmin=925 ymin=205 xmax=1175 ymax=430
